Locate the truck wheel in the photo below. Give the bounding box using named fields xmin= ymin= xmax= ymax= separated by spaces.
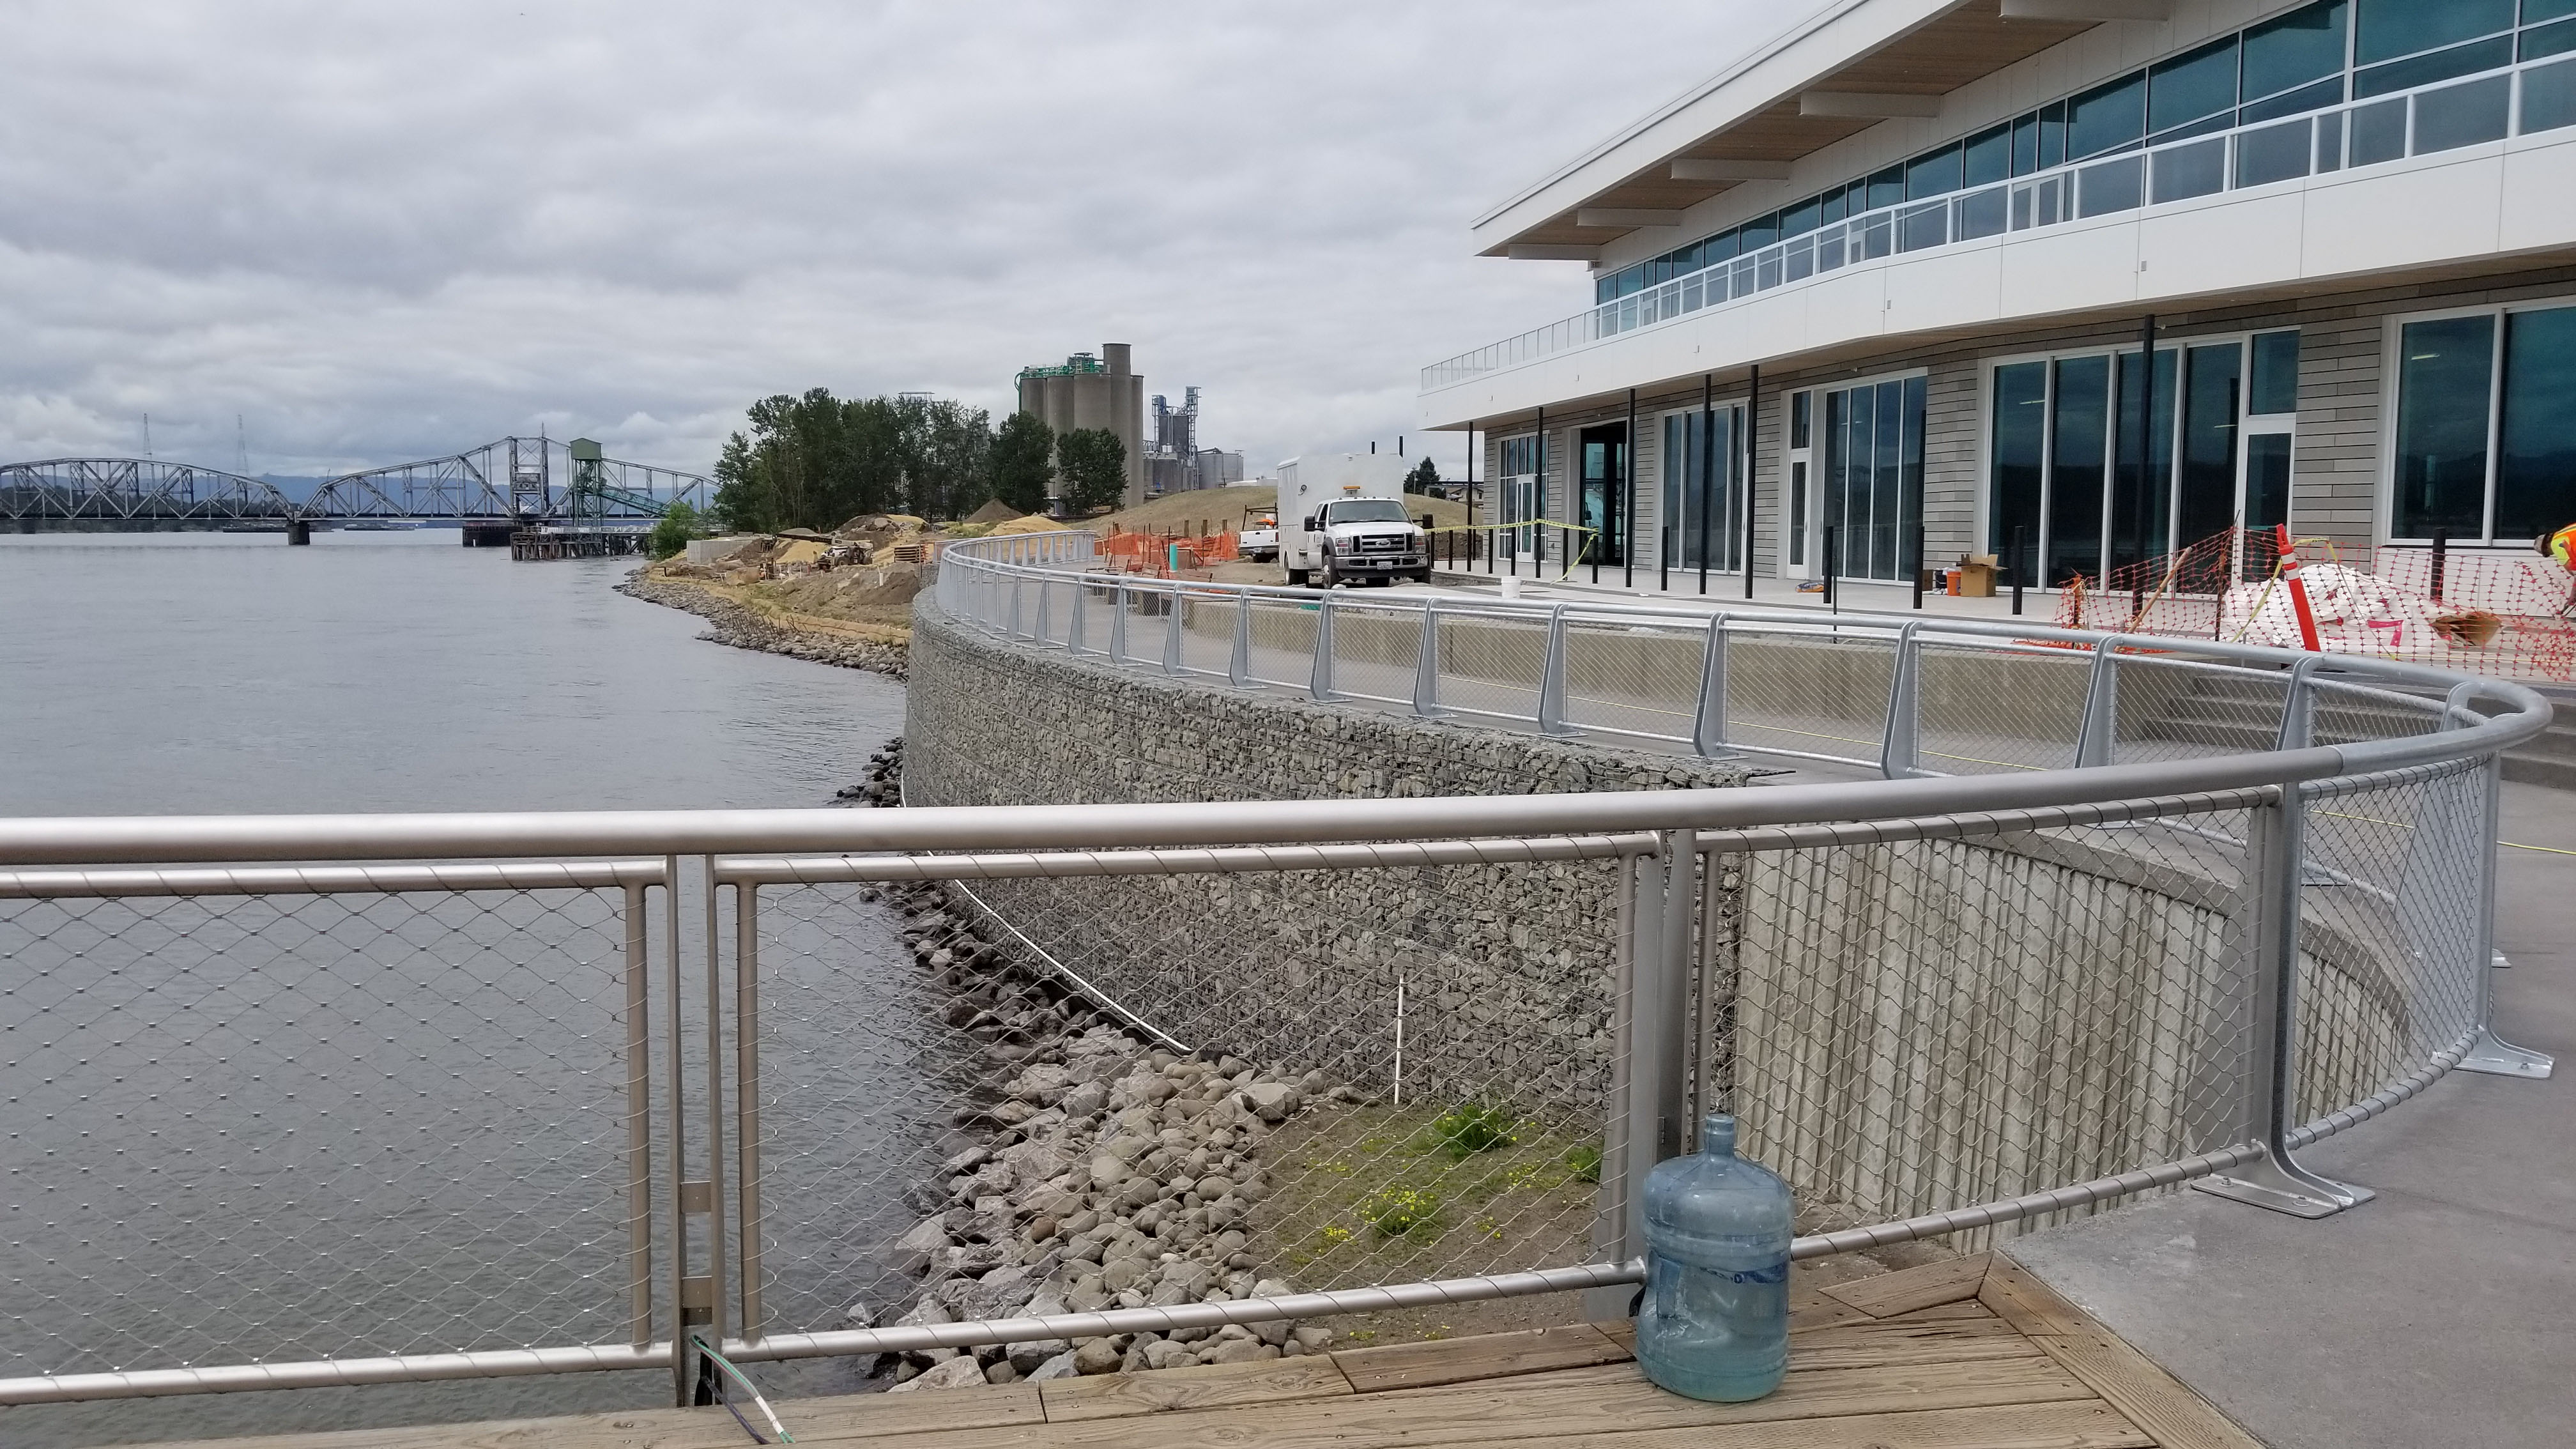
xmin=1285 ymin=568 xmax=1309 ymax=588
xmin=1319 ymin=567 xmax=1338 ymax=590
xmin=1409 ymin=569 xmax=1432 ymax=585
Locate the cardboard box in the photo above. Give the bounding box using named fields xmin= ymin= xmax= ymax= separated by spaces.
xmin=1953 ymin=553 xmax=1998 ymax=597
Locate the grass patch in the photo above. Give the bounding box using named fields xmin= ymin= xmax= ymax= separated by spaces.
xmin=1253 ymin=1101 xmax=1601 ymax=1286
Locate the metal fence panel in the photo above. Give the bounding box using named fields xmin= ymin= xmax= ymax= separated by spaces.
xmin=2 ymin=885 xmax=644 ymax=1379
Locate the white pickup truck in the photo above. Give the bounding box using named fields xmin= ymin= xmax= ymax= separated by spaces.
xmin=1278 ymin=453 xmax=1427 ymax=588
xmin=1238 ymin=512 xmax=1279 ymax=562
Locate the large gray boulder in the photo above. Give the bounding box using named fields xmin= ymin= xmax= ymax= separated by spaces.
xmin=887 ymin=1356 xmax=985 ymax=1393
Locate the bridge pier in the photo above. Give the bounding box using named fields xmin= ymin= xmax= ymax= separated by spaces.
xmin=287 ymin=519 xmax=311 ymax=546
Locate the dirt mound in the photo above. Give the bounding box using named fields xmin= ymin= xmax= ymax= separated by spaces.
xmin=992 ymin=514 xmax=1079 ymax=536
xmin=962 ymin=499 xmax=1024 ymax=526
xmin=836 ymin=513 xmax=928 ymax=539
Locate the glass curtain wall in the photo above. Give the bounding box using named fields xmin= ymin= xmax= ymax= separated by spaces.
xmin=2393 ymin=301 xmax=2576 ymax=541
xmin=1820 ymin=376 xmax=1926 ymax=582
xmin=1994 ymin=332 xmax=2296 ymax=585
xmin=1660 ymin=406 xmax=1744 ymax=573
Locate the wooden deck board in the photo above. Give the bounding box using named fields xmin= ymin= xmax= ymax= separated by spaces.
xmin=2030 ymin=1326 xmax=2268 ymax=1449
xmin=1333 ymin=1323 xmax=1627 ymax=1393
xmin=1036 ymin=1352 xmax=1349 ymax=1420
xmin=1818 ymin=1253 xmax=1992 ymax=1317
xmin=126 ymin=1251 xmax=2271 ymax=1449
xmin=795 ymin=1358 xmax=2106 ymax=1449
xmin=1510 ymin=1401 xmax=2156 ymax=1448
xmin=1980 ymin=1253 xmax=2098 ymax=1337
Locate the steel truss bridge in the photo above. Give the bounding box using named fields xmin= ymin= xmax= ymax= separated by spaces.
xmin=0 ymin=436 xmax=712 ymax=528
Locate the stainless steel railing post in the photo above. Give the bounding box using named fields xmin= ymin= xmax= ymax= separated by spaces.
xmin=1537 ymin=604 xmax=1574 ymax=735
xmin=2074 ymin=634 xmax=2125 ymax=767
xmin=1109 ymin=581 xmax=1129 ymax=665
xmin=735 ymin=881 xmax=765 ymax=1342
xmin=1691 ymin=613 xmax=1729 ymax=756
xmin=1227 ymin=592 xmax=1255 ymax=689
xmin=1006 ymin=576 xmax=1023 ymax=641
xmin=1880 ymin=622 xmax=1922 ymax=779
xmin=1310 ymin=590 xmax=1338 ymax=702
xmin=624 ymin=881 xmax=653 ymax=1351
xmin=2462 ymin=748 xmax=2556 ymax=1077
xmin=1068 ymin=576 xmax=1089 ymax=656
xmin=2193 ymin=786 xmax=2374 ymax=1218
xmin=703 ymin=857 xmax=732 ymax=1354
xmin=1032 ymin=576 xmax=1052 ymax=648
xmin=664 ymin=855 xmax=699 ymax=1406
xmin=1411 ymin=598 xmax=1446 ymax=717
xmin=1163 ymin=584 xmax=1184 ymax=676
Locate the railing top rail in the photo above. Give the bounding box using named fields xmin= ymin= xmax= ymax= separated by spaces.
xmin=0 ymin=747 xmax=2383 ymax=867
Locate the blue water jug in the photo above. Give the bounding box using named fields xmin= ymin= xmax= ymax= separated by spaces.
xmin=1635 ymin=1113 xmax=1792 ymax=1401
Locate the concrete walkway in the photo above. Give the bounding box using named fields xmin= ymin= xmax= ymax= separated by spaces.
xmin=2006 ymin=780 xmax=2575 ymax=1449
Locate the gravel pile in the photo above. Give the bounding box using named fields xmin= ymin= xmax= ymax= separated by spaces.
xmin=616 ymin=572 xmax=907 ymax=679
xmin=868 ymin=893 xmax=1350 ymax=1391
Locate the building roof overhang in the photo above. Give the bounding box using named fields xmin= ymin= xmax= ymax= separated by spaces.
xmin=1471 ymin=0 xmax=2108 ymax=261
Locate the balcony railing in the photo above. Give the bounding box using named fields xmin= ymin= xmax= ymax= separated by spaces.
xmin=1423 ymin=52 xmax=2576 ymax=392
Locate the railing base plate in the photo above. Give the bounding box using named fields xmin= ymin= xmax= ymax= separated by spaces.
xmin=2193 ymin=1159 xmax=2372 ymax=1218
xmin=2458 ymin=1025 xmax=2554 ymax=1079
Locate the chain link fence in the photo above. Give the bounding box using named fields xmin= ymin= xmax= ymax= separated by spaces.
xmin=2 ymin=873 xmax=652 ymax=1384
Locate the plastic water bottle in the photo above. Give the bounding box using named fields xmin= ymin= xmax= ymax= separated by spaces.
xmin=1635 ymin=1113 xmax=1793 ymax=1401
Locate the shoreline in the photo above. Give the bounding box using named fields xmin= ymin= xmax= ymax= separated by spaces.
xmin=838 ymin=742 xmax=1344 ymax=1392
xmin=617 ymin=569 xmax=909 ymax=680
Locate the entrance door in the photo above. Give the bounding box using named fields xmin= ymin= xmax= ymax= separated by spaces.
xmin=1578 ymin=423 xmax=1627 ymax=571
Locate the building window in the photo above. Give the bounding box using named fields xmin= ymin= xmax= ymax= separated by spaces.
xmin=1498 ymin=434 xmax=1542 ymax=560
xmin=1819 ymin=374 xmax=1927 ymax=583
xmin=1787 ymin=392 xmax=1811 ymax=569
xmin=2392 ymin=302 xmax=2576 ymax=540
xmin=1662 ymin=404 xmax=1745 ymax=572
xmin=1989 ymin=332 xmax=2296 ymax=586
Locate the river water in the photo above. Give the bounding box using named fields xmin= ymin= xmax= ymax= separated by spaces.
xmin=0 ymin=532 xmax=917 ymax=1446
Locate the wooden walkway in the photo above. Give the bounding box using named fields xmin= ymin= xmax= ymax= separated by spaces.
xmin=139 ymin=1255 xmax=2262 ymax=1449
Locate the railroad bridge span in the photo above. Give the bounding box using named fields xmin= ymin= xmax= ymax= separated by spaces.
xmin=1 ymin=436 xmax=710 ymax=542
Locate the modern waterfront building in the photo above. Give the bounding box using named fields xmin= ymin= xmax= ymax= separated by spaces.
xmin=1418 ymin=0 xmax=2576 ymax=598
xmin=1018 ymin=344 xmax=1147 ymax=507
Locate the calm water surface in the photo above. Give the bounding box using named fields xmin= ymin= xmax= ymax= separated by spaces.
xmin=0 ymin=533 xmax=923 ymax=1445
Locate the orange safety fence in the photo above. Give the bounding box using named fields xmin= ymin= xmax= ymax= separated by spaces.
xmin=2057 ymin=525 xmax=2576 ymax=680
xmin=1096 ymin=529 xmax=1240 ymax=578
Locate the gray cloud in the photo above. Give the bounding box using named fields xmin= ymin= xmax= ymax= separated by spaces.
xmin=0 ymin=0 xmax=1809 ymax=481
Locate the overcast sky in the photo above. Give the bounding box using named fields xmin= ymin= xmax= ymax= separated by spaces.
xmin=0 ymin=1 xmax=1809 ymax=483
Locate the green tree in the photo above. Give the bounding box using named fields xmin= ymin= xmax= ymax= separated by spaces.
xmin=1056 ymin=427 xmax=1127 ymax=513
xmin=900 ymin=396 xmax=994 ymax=519
xmin=711 ymin=433 xmax=774 ymax=533
xmin=1403 ymin=458 xmax=1442 ymax=494
xmin=990 ymin=411 xmax=1056 ymax=514
xmin=711 ymin=388 xmax=1009 ymax=530
xmin=648 ymin=500 xmax=703 ymax=560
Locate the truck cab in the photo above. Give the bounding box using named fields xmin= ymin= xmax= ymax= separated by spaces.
xmin=1276 ymin=452 xmax=1425 ymax=588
